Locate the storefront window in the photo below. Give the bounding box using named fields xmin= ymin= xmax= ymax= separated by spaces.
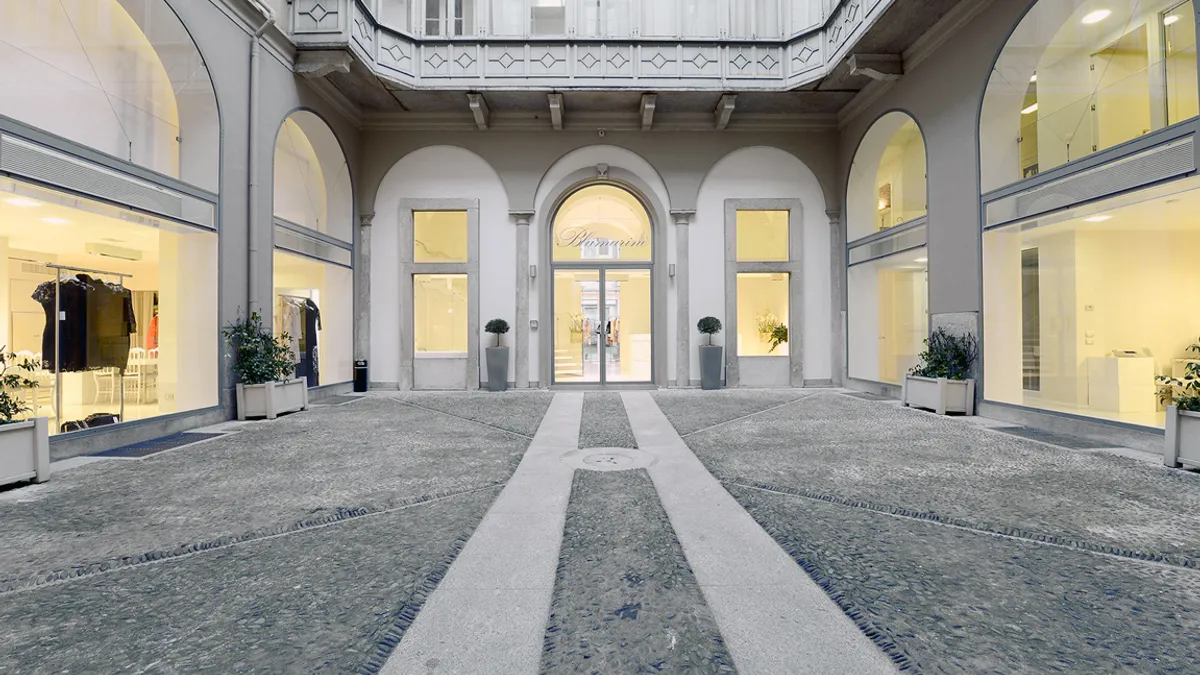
xmin=847 ymin=250 xmax=929 ymax=384
xmin=736 ymin=272 xmax=789 ymax=357
xmin=983 ymin=177 xmax=1200 ymax=429
xmin=414 ymin=274 xmax=468 ymax=353
xmin=273 ymin=251 xmax=353 ymax=387
xmin=380 ymin=0 xmax=412 ymax=31
xmin=414 ymin=212 xmax=469 ymax=262
xmin=273 ymin=113 xmax=353 ymax=243
xmin=846 ymin=113 xmax=927 ymax=242
xmin=981 ymin=0 xmax=1199 ymax=191
xmin=1 ymin=177 xmax=217 ymax=435
xmin=736 ymin=210 xmax=789 ymax=261
xmin=553 ymin=185 xmax=651 ymax=262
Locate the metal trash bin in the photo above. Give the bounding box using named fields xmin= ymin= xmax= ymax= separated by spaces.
xmin=353 ymin=360 xmax=368 ymax=392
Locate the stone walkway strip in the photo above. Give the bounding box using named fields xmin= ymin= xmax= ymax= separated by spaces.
xmin=380 ymin=393 xmax=581 ymax=675
xmin=622 ymin=391 xmax=898 ymax=675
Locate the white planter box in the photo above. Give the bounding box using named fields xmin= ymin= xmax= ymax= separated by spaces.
xmin=236 ymin=378 xmax=309 ymax=420
xmin=1165 ymin=406 xmax=1200 ymax=468
xmin=902 ymin=375 xmax=976 ymax=416
xmin=0 ymin=418 xmax=50 ymax=486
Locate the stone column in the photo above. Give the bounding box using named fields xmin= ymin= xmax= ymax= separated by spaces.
xmin=828 ymin=210 xmax=844 ymax=387
xmin=511 ymin=211 xmax=534 ymax=388
xmin=672 ymin=210 xmax=694 ymax=388
xmin=356 ymin=212 xmax=373 ymax=368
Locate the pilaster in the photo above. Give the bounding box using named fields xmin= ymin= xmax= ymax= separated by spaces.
xmin=828 ymin=210 xmax=844 ymax=387
xmin=511 ymin=211 xmax=534 ymax=388
xmin=672 ymin=210 xmax=694 ymax=387
xmin=357 ymin=212 xmax=373 ymax=366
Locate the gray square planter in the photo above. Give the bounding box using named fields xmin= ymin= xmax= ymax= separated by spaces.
xmin=486 ymin=346 xmax=509 ymax=392
xmin=699 ymin=345 xmax=723 ymax=390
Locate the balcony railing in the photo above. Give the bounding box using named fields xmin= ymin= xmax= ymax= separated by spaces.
xmin=290 ymin=0 xmax=889 ymax=90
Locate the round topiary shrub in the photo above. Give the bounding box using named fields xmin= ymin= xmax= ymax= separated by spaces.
xmin=485 ymin=318 xmax=510 ymax=347
xmin=697 ymin=316 xmax=722 ymax=345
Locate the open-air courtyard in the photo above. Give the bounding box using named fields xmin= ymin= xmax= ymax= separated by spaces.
xmin=1 ymin=389 xmax=1197 ymax=674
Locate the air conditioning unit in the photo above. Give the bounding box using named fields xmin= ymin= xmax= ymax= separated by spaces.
xmin=86 ymin=243 xmax=142 ymax=262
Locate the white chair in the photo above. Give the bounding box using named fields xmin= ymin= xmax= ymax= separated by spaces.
xmin=123 ymin=363 xmax=145 ymax=404
xmin=93 ymin=368 xmax=117 ymax=404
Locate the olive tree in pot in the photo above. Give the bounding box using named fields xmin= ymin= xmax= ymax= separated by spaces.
xmin=485 ymin=319 xmax=510 ymax=392
xmin=697 ymin=317 xmax=723 ymax=390
xmin=224 ymin=312 xmax=307 ymax=420
xmin=1157 ymin=339 xmax=1200 ymax=468
xmin=902 ymin=328 xmax=978 ymax=416
xmin=0 ymin=350 xmax=48 ymax=487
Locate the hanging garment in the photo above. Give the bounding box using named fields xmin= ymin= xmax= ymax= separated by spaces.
xmin=33 ymin=276 xmax=90 ymax=372
xmin=145 ymin=314 xmax=159 ymax=350
xmin=278 ymin=296 xmax=303 ymax=373
xmin=301 ymin=298 xmax=322 ymax=387
xmin=84 ymin=275 xmax=136 ymax=370
xmin=33 ymin=275 xmax=135 ymax=372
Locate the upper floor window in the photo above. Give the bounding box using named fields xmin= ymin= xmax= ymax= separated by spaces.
xmin=731 ymin=0 xmax=783 ymax=38
xmin=578 ymin=0 xmax=633 ymax=37
xmin=425 ymin=0 xmax=477 ymax=36
xmin=981 ymin=0 xmax=1198 ymax=192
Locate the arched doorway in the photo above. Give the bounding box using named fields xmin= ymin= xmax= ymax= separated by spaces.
xmin=550 ymin=184 xmax=654 ymax=385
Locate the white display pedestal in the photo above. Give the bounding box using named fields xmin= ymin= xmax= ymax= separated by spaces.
xmin=1087 ymin=357 xmax=1156 ymax=413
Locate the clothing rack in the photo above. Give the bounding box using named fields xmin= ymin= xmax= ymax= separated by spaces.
xmin=41 ymin=262 xmax=134 ymax=430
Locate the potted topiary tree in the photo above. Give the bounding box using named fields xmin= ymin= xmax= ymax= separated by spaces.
xmin=224 ymin=311 xmax=307 ymax=420
xmin=697 ymin=317 xmax=723 ymax=390
xmin=902 ymin=327 xmax=977 ymax=416
xmin=485 ymin=318 xmax=510 ymax=392
xmin=0 ymin=350 xmax=48 ymax=487
xmin=1158 ymin=339 xmax=1200 ymax=468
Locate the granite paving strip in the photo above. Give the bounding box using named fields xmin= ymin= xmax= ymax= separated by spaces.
xmin=579 ymin=391 xmax=637 ymax=448
xmin=651 ymin=389 xmax=815 ymax=437
xmin=0 ymin=394 xmax=548 ymax=583
xmin=541 ymin=470 xmax=735 ymax=674
xmin=622 ymin=391 xmax=897 ymax=675
xmin=380 ymin=393 xmax=581 ymax=675
xmin=678 ymin=391 xmax=1200 ymax=562
xmin=0 ymin=490 xmax=498 ymax=675
xmin=727 ymin=483 xmax=1200 ymax=674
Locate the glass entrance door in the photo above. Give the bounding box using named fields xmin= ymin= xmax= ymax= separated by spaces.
xmin=552 ymin=268 xmax=651 ymax=384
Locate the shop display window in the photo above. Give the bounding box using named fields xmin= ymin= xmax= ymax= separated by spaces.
xmin=414 ymin=274 xmax=468 ymax=354
xmin=553 ymin=186 xmax=651 ymax=262
xmin=736 ymin=210 xmax=789 ymax=261
xmin=273 ymin=251 xmax=354 ymax=387
xmin=847 ymin=249 xmax=929 ymax=384
xmin=273 ymin=112 xmax=353 ymax=243
xmin=846 ymin=113 xmax=927 ymax=242
xmin=983 ymin=177 xmax=1200 ymax=429
xmin=414 ymin=212 xmax=469 ymax=263
xmin=0 ymin=178 xmax=217 ymax=436
xmin=981 ymin=0 xmax=1199 ymax=191
xmin=736 ymin=272 xmax=790 ymax=357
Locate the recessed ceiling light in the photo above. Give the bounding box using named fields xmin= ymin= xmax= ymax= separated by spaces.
xmin=1082 ymin=9 xmax=1112 ymax=24
xmin=1021 ymin=103 xmax=1039 ymax=115
xmin=1085 ymin=215 xmax=1112 ymax=222
xmin=915 ymin=257 xmax=928 ymax=263
xmin=4 ymin=197 xmax=42 ymax=208
xmin=40 ymin=217 xmax=70 ymax=224
xmin=1030 ymin=73 xmax=1037 ymax=82
xmin=1165 ymin=14 xmax=1181 ymax=26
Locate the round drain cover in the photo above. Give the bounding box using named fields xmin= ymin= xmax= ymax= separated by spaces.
xmin=560 ymin=447 xmax=656 ymax=472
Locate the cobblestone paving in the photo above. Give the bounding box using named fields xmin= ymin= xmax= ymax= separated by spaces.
xmin=727 ymin=484 xmax=1200 ymax=674
xmin=541 ymin=470 xmax=735 ymax=674
xmin=651 ymin=389 xmax=815 ymax=436
xmin=388 ymin=390 xmax=555 ymax=437
xmin=674 ymin=392 xmax=1200 ymax=562
xmin=578 ymin=391 xmax=637 ymax=448
xmin=0 ymin=393 xmax=549 ymax=593
xmin=0 ymin=489 xmax=498 ymax=675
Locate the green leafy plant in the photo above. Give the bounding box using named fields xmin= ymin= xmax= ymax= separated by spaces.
xmin=768 ymin=324 xmax=789 ymax=353
xmin=1157 ymin=340 xmax=1200 ymax=412
xmin=485 ymin=318 xmax=510 ymax=347
xmin=697 ymin=317 xmax=722 ymax=346
xmin=910 ymin=328 xmax=978 ymax=381
xmin=0 ymin=348 xmax=37 ymax=425
xmin=223 ymin=312 xmax=295 ymax=386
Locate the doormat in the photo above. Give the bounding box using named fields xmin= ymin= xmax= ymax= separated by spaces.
xmin=94 ymin=432 xmax=226 ymax=459
xmin=992 ymin=427 xmax=1111 ymax=450
xmin=317 ymin=395 xmax=364 ymax=406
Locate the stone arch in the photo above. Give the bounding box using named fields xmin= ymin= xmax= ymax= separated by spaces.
xmin=846 ymin=110 xmax=929 ymax=243
xmin=272 ymin=109 xmax=354 ymax=242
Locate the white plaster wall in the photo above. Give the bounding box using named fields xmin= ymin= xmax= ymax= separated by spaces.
xmin=530 ymin=145 xmax=673 ymax=385
xmin=692 ymin=146 xmax=831 ymax=383
xmin=371 ymin=146 xmax=511 ymax=386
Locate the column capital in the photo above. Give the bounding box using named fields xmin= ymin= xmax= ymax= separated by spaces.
xmin=360 ymin=212 xmax=375 ymax=227
xmin=825 ymin=209 xmax=841 ymax=223
xmin=509 ymin=210 xmax=535 ymax=227
xmin=670 ymin=210 xmax=696 ymax=226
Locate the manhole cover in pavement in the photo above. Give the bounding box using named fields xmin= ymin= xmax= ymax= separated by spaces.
xmin=560 ymin=448 xmax=656 ymax=472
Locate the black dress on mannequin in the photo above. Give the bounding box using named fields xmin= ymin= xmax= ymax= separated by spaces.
xmin=297 ymin=298 xmax=322 ymax=387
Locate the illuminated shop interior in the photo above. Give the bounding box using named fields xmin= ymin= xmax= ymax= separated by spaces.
xmin=848 ymin=250 xmax=928 ymax=384
xmin=273 ymin=250 xmax=354 ymax=386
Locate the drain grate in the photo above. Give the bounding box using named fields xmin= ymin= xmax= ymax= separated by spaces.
xmin=94 ymin=432 xmax=226 ymax=459
xmin=992 ymin=427 xmax=1111 ymax=450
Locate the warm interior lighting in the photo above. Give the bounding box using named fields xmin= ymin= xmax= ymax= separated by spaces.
xmin=3 ymin=197 xmax=42 ymax=208
xmin=1165 ymin=14 xmax=1181 ymax=25
xmin=915 ymin=257 xmax=928 ymax=263
xmin=1084 ymin=215 xmax=1113 ymax=222
xmin=40 ymin=217 xmax=70 ymax=224
xmin=1082 ymin=9 xmax=1112 ymax=24
xmin=1030 ymin=73 xmax=1037 ymax=82
xmin=1021 ymin=103 xmax=1039 ymax=115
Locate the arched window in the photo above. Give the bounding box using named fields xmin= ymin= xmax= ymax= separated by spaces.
xmin=0 ymin=0 xmax=220 ymax=191
xmin=552 ymin=184 xmax=652 ymax=262
xmin=981 ymin=0 xmax=1198 ymax=192
xmin=273 ymin=112 xmax=353 ymax=242
xmin=846 ymin=112 xmax=930 ymax=385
